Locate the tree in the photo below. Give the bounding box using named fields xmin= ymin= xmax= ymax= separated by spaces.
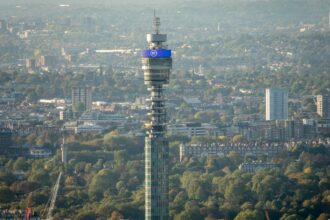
xmin=116 ymin=203 xmax=143 ymax=219
xmin=28 ymin=170 xmax=50 ymax=185
xmin=114 ymin=150 xmax=126 ymax=168
xmin=224 ymin=179 xmax=251 ymax=207
xmin=317 ymin=213 xmax=330 ymax=220
xmin=251 ymin=169 xmax=287 ymax=202
xmin=74 ymin=102 xmax=86 ymax=113
xmin=26 ymin=191 xmax=48 ymax=206
xmin=181 ymin=171 xmax=211 ymax=200
xmin=109 ymin=211 xmax=124 ymax=220
xmin=64 ymin=189 xmax=88 ymax=207
xmin=0 ymin=186 xmax=14 ymax=203
xmin=26 ymin=134 xmax=38 ymax=144
xmin=10 ymin=181 xmax=40 ymax=194
xmin=88 ymin=169 xmax=118 ymax=201
xmin=280 ymin=214 xmax=303 ymax=220
xmin=234 ymin=210 xmax=263 ymax=220
xmin=74 ymin=211 xmax=97 ymax=220
xmin=174 ymin=202 xmax=203 ymax=220
xmin=232 ymin=134 xmax=244 ymax=143
xmin=227 ymin=151 xmax=242 ymax=166
xmin=13 ymin=157 xmax=29 ymax=171
xmin=0 ymin=171 xmax=15 ymax=185
xmin=103 ymin=130 xmax=119 ymax=143
xmin=220 ymin=113 xmax=232 ymax=124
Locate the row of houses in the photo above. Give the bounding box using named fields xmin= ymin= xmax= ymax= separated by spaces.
xmin=180 ymin=142 xmax=287 ymax=162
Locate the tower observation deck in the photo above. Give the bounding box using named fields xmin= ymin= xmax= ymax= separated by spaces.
xmin=142 ymin=15 xmax=172 ymax=220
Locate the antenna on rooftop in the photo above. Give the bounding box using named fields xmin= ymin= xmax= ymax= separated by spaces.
xmin=153 ymin=10 xmax=160 ymax=34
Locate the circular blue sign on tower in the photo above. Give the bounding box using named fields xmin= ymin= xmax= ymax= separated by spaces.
xmin=150 ymin=50 xmax=158 ymax=57
xmin=142 ymin=49 xmax=171 ymax=58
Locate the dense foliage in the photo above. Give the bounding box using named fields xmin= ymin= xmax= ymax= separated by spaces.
xmin=0 ymin=132 xmax=329 ymax=219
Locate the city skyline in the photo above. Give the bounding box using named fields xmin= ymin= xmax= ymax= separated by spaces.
xmin=0 ymin=1 xmax=329 ymax=219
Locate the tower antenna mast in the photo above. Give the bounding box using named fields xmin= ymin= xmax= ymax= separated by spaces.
xmin=153 ymin=10 xmax=160 ymax=34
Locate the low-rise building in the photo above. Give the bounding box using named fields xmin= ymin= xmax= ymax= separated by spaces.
xmin=240 ymin=119 xmax=316 ymax=142
xmin=75 ymin=123 xmax=103 ymax=134
xmin=30 ymin=148 xmax=52 ymax=158
xmin=78 ymin=110 xmax=126 ymax=125
xmin=180 ymin=142 xmax=286 ymax=161
xmin=168 ymin=122 xmax=220 ymax=137
xmin=59 ymin=109 xmax=73 ymax=121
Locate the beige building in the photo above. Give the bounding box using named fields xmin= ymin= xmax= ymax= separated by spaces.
xmin=317 ymin=94 xmax=330 ymax=119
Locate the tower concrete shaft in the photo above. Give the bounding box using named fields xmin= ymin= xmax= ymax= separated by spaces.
xmin=142 ymin=15 xmax=172 ymax=220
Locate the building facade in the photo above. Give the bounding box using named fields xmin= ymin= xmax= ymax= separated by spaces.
xmin=142 ymin=16 xmax=172 ymax=220
xmin=240 ymin=119 xmax=311 ymax=142
xmin=180 ymin=142 xmax=286 ymax=162
xmin=265 ymin=88 xmax=288 ymax=121
xmin=317 ymin=94 xmax=330 ymax=119
xmin=71 ymin=86 xmax=92 ymax=112
xmin=78 ymin=110 xmax=126 ymax=124
xmin=167 ymin=122 xmax=220 ymax=137
xmin=59 ymin=109 xmax=73 ymax=121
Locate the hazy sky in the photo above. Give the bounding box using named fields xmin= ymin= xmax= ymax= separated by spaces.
xmin=1 ymin=0 xmax=329 ymax=35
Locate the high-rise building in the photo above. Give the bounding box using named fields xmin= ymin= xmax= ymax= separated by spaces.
xmin=265 ymin=88 xmax=288 ymax=121
xmin=142 ymin=15 xmax=172 ymax=220
xmin=317 ymin=94 xmax=330 ymax=119
xmin=72 ymin=86 xmax=92 ymax=112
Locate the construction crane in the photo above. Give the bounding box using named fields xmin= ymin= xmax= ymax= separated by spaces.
xmin=43 ymin=172 xmax=62 ymax=220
